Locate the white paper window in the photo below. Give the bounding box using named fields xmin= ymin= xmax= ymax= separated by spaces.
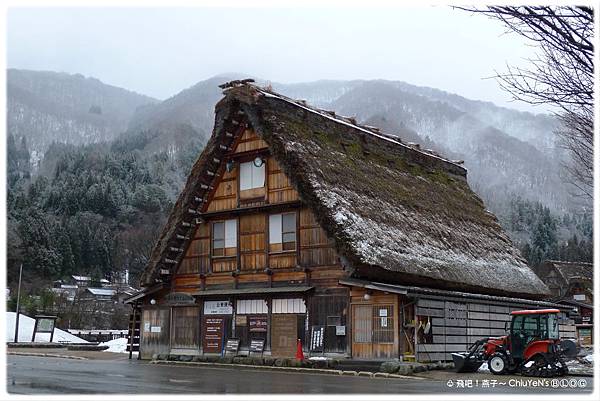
xmin=269 ymin=214 xmax=282 ymax=244
xmin=272 ymin=298 xmax=306 ymax=314
xmin=236 ymin=299 xmax=268 ymax=314
xmin=269 ymin=213 xmax=296 ymax=250
xmin=225 ymin=219 xmax=237 ymax=248
xmin=240 ymin=161 xmax=265 ymax=190
xmin=213 ymin=219 xmax=237 ymax=256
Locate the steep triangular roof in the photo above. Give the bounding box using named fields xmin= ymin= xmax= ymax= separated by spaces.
xmin=140 ymin=81 xmax=549 ymax=299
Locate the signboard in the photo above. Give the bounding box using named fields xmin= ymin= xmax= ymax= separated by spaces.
xmin=573 ymin=294 xmax=586 ymax=301
xmin=249 ymin=339 xmax=265 ymax=353
xmin=36 ymin=318 xmax=56 ymax=333
xmin=225 ymin=338 xmax=240 ymax=354
xmin=379 ymin=309 xmax=388 ymax=317
xmin=249 ymin=316 xmax=267 ymax=333
xmin=32 ymin=315 xmax=58 ymax=343
xmin=310 ymin=325 xmax=325 ymax=352
xmin=335 ymin=325 xmax=346 ymax=336
xmin=144 ymin=322 xmax=151 ymax=332
xmin=271 ymin=315 xmax=297 ymax=357
xmin=150 ymin=326 xmax=161 ymax=333
xmin=204 ymin=300 xmax=233 ymax=315
xmin=202 ymin=316 xmax=225 ymax=353
xmin=235 ymin=315 xmax=248 ymax=326
xmin=165 ymin=292 xmax=195 ymax=305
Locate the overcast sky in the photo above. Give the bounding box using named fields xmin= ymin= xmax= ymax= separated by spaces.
xmin=7 ymin=6 xmax=547 ymax=112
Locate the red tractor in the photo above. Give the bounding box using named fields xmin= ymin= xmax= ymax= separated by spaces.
xmin=452 ymin=309 xmax=576 ymax=377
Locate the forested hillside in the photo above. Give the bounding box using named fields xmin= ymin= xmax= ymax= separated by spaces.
xmin=6 ymin=71 xmax=593 ymax=294
xmin=6 ymin=130 xmax=204 ymax=290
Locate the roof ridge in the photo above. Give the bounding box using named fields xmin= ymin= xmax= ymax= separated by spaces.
xmin=222 ymin=80 xmax=463 ymax=169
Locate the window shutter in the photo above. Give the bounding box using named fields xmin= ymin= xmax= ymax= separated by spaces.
xmin=269 ymin=214 xmax=282 ymax=244
xmin=253 ymin=163 xmax=265 ymax=188
xmin=225 ymin=219 xmax=237 ymax=247
xmin=240 ymin=162 xmax=252 ymax=191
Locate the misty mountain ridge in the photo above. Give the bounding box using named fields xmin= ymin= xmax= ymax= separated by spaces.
xmin=7 ymin=69 xmax=583 ymax=215
xmin=7 ymin=69 xmax=158 ymax=166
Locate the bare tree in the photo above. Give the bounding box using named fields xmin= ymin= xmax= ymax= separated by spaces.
xmin=456 ymin=6 xmax=594 ymax=198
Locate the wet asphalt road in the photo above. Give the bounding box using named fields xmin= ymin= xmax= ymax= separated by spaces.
xmin=6 ymin=355 xmax=594 ymax=395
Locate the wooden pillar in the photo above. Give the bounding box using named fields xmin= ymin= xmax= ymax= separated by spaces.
xmin=266 ymin=297 xmax=272 ymax=352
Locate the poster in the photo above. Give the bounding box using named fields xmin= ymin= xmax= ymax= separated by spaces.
xmin=249 ymin=316 xmax=267 ymax=332
xmin=202 ymin=316 xmax=224 ymax=353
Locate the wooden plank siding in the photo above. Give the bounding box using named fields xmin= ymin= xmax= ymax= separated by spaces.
xmin=234 ymin=128 xmax=268 ymax=154
xmin=140 ymin=308 xmax=171 ymax=359
xmin=267 ymin=158 xmax=299 ymax=204
xmin=416 ymin=298 xmax=578 ymax=362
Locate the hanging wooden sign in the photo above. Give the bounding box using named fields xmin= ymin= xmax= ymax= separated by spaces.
xmin=165 ymin=292 xmax=195 ymax=305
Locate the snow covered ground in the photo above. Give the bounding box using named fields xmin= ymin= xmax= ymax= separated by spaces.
xmin=99 ymin=337 xmax=130 ymax=353
xmin=6 ymin=312 xmax=87 ymax=343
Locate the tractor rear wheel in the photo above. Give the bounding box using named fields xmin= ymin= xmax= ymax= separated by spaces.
xmin=489 ymin=353 xmax=508 ymax=375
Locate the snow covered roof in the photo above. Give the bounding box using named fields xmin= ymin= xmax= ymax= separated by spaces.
xmin=140 ymin=80 xmax=549 ymax=299
xmin=86 ymin=288 xmax=115 ymax=296
xmin=72 ymin=275 xmax=109 ymax=283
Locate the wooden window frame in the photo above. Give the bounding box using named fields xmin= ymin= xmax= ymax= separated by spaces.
xmin=239 ymin=160 xmax=266 ymax=191
xmin=211 ymin=219 xmax=237 ymax=259
xmin=268 ymin=211 xmax=297 ymax=254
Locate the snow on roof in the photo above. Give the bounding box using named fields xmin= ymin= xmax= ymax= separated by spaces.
xmin=140 ymin=81 xmax=549 ymax=299
xmin=86 ymin=288 xmax=115 ymax=296
xmin=72 ymin=275 xmax=91 ymax=281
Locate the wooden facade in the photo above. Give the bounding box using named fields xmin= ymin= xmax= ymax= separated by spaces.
xmin=136 ymin=128 xmax=352 ymax=358
xmin=131 ymin=83 xmax=577 ymax=362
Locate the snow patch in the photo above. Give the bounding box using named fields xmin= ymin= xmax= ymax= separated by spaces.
xmin=5 ymin=312 xmax=87 ymax=343
xmin=100 ymin=337 xmax=130 ymax=353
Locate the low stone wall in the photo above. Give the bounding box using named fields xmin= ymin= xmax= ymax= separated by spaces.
xmin=152 ymin=354 xmax=340 ymax=369
xmin=151 ymin=353 xmax=455 ymax=375
xmin=380 ymin=360 xmax=454 ymax=375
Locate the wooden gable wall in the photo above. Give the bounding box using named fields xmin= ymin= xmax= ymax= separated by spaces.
xmin=171 ymin=128 xmax=346 ymax=293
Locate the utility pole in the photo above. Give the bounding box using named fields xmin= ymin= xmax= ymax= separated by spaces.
xmin=13 ymin=263 xmax=23 ymax=343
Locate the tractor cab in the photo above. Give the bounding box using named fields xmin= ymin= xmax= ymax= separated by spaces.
xmin=508 ymin=309 xmax=560 ymax=360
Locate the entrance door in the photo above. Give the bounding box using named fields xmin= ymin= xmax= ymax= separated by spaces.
xmin=271 ymin=314 xmax=297 ymax=357
xmin=352 ymin=304 xmax=395 ymax=359
xmin=352 ymin=305 xmax=373 ymax=358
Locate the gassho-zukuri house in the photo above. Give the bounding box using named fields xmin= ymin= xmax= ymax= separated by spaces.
xmin=125 ymin=80 xmax=576 ymax=362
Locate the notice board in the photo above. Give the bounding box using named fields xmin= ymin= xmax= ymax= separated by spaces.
xmin=271 ymin=314 xmax=297 ymax=357
xmin=202 ymin=316 xmax=224 ymax=353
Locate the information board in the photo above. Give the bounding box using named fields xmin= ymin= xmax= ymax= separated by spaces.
xmin=310 ymin=325 xmax=325 ymax=352
xmin=225 ymin=338 xmax=240 ymax=354
xmin=202 ymin=316 xmax=224 ymax=353
xmin=249 ymin=339 xmax=265 ymax=353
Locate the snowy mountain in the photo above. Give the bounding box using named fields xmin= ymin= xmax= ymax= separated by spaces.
xmin=7 ymin=69 xmax=158 ymax=165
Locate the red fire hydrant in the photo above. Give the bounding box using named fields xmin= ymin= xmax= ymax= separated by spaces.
xmin=295 ymin=338 xmax=305 ymax=360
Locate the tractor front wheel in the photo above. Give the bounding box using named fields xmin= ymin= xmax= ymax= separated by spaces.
xmin=489 ymin=353 xmax=508 ymax=375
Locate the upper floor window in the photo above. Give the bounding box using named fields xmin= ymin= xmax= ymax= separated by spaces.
xmin=212 ymin=219 xmax=237 ymax=257
xmin=269 ymin=212 xmax=296 ymax=252
xmin=240 ymin=160 xmax=265 ymax=191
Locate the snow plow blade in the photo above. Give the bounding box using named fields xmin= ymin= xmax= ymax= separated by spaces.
xmin=452 ymin=352 xmax=483 ymax=373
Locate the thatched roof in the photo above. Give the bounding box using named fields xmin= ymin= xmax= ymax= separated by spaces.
xmin=140 ymin=81 xmax=549 ymax=299
xmin=542 ymin=260 xmax=593 ymax=284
